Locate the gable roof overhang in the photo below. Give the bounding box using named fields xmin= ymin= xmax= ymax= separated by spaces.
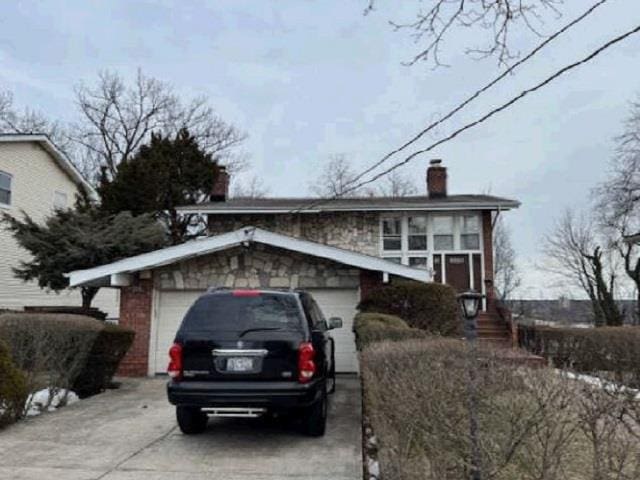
xmin=0 ymin=134 xmax=97 ymax=199
xmin=66 ymin=226 xmax=431 ymax=287
xmin=175 ymin=195 xmax=520 ymax=215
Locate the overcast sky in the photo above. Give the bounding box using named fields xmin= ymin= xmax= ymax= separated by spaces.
xmin=1 ymin=0 xmax=639 ymax=298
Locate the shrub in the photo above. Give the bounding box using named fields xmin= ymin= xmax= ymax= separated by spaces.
xmin=358 ymin=281 xmax=460 ymax=336
xmin=72 ymin=323 xmax=135 ymax=398
xmin=361 ymin=338 xmax=640 ymax=480
xmin=0 ymin=340 xmax=28 ymax=428
xmin=353 ymin=312 xmax=429 ymax=350
xmin=0 ymin=313 xmax=103 ymax=408
xmin=518 ymin=324 xmax=640 ymax=387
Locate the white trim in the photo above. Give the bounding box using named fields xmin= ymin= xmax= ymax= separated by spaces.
xmin=0 ymin=135 xmax=97 ymax=200
xmin=66 ymin=226 xmax=431 ymax=287
xmin=148 ymin=287 xmax=161 ymax=377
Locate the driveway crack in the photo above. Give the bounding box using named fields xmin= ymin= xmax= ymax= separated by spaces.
xmin=94 ymin=425 xmax=177 ymax=479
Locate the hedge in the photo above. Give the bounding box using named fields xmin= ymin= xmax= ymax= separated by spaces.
xmin=518 ymin=324 xmax=640 ymax=387
xmin=72 ymin=323 xmax=135 ymax=398
xmin=358 ymin=281 xmax=460 ymax=336
xmin=353 ymin=312 xmax=430 ymax=350
xmin=0 ymin=313 xmax=134 ymax=399
xmin=0 ymin=340 xmax=28 ymax=428
xmin=361 ymin=338 xmax=640 ymax=479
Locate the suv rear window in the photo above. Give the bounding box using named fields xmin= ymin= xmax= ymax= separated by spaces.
xmin=180 ymin=292 xmax=304 ymax=334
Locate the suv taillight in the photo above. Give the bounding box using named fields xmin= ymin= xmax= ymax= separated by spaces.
xmin=298 ymin=342 xmax=316 ymax=383
xmin=168 ymin=343 xmax=183 ymax=381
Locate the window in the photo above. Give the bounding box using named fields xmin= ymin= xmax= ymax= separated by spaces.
xmin=433 ymin=216 xmax=454 ymax=251
xmin=408 ymin=216 xmax=428 ymax=250
xmin=409 ymin=257 xmax=428 ymax=269
xmin=54 ymin=191 xmax=68 ymax=210
xmin=385 ymin=257 xmax=402 ymax=264
xmin=0 ymin=171 xmax=11 ymax=206
xmin=382 ymin=217 xmax=402 ymax=251
xmin=460 ymin=215 xmax=480 ymax=250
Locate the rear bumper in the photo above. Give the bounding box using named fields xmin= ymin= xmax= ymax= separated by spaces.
xmin=167 ymin=379 xmax=324 ymax=410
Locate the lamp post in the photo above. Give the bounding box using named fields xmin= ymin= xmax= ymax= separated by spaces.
xmin=457 ymin=291 xmax=484 ymax=480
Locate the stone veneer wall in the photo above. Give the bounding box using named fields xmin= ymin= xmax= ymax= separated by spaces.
xmin=154 ymin=244 xmax=361 ymax=290
xmin=207 ymin=212 xmax=380 ymax=257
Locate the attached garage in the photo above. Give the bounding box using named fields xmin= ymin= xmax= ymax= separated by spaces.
xmin=67 ymin=227 xmax=429 ymax=377
xmin=152 ymin=287 xmax=360 ymax=375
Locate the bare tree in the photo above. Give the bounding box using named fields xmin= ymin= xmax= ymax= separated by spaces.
xmin=542 ymin=209 xmax=622 ymax=326
xmin=365 ymin=0 xmax=565 ymax=67
xmin=372 ymin=169 xmax=419 ymax=197
xmin=493 ymin=217 xmax=521 ymax=301
xmin=72 ymin=69 xmax=246 ymax=180
xmin=0 ymin=88 xmax=75 ymax=157
xmin=310 ymin=154 xmax=362 ymax=198
xmin=596 ymin=99 xmax=640 ymax=321
xmin=231 ymin=174 xmax=270 ymax=198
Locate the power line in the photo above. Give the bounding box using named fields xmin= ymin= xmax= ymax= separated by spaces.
xmin=345 ymin=0 xmax=609 ymax=191
xmin=292 ymin=19 xmax=640 ymax=213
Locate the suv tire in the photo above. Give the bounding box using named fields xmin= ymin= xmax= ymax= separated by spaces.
xmin=176 ymin=406 xmax=208 ymax=434
xmin=303 ymin=386 xmax=327 ymax=437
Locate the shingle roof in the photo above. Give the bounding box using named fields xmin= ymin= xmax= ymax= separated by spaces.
xmin=177 ymin=194 xmax=520 ymax=214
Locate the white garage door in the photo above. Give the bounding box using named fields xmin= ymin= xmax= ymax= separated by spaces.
xmin=307 ymin=288 xmax=359 ymax=373
xmin=153 ymin=288 xmax=359 ymax=375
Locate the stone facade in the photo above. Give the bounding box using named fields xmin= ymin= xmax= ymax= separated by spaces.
xmin=207 ymin=212 xmax=380 ymax=257
xmin=154 ymin=244 xmax=361 ymax=291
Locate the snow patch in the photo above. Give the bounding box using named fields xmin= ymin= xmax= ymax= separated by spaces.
xmin=26 ymin=389 xmax=79 ymax=417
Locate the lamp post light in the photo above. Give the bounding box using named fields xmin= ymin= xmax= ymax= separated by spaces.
xmin=457 ymin=290 xmax=484 ymax=342
xmin=457 ymin=290 xmax=485 ymax=480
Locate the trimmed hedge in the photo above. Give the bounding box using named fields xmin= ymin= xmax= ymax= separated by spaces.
xmin=0 ymin=313 xmax=134 ymax=399
xmin=358 ymin=281 xmax=461 ymax=336
xmin=0 ymin=340 xmax=28 ymax=428
xmin=72 ymin=323 xmax=135 ymax=398
xmin=354 ymin=312 xmax=429 ymax=350
xmin=519 ymin=324 xmax=640 ymax=387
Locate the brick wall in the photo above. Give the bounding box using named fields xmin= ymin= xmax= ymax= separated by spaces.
xmin=359 ymin=270 xmax=383 ymax=301
xmin=117 ymin=278 xmax=153 ymax=376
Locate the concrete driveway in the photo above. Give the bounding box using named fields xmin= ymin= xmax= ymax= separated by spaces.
xmin=0 ymin=376 xmax=362 ymax=480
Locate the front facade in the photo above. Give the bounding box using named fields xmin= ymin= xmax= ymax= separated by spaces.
xmin=0 ymin=135 xmax=119 ymax=317
xmin=68 ymin=160 xmax=519 ymax=377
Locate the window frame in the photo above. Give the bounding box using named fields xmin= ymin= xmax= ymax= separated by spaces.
xmin=0 ymin=171 xmax=12 ymax=208
xmin=379 ymin=212 xmax=484 ymax=272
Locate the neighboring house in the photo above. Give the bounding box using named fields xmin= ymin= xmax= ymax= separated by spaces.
xmin=68 ymin=159 xmax=520 ymax=376
xmin=0 ymin=134 xmax=119 ymax=317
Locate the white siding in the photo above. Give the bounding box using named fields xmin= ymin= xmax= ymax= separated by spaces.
xmin=0 ymin=142 xmax=119 ymax=318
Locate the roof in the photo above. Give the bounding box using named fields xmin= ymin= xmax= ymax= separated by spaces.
xmin=66 ymin=226 xmax=431 ymax=287
xmin=176 ymin=194 xmax=520 ymax=215
xmin=0 ymin=134 xmax=97 ymax=199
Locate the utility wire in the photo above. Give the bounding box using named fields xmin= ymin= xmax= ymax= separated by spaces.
xmin=344 ymin=0 xmax=609 ymax=190
xmin=291 ymin=20 xmax=640 ymax=213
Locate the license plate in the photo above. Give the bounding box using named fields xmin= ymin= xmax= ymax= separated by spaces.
xmin=226 ymin=357 xmax=253 ymax=372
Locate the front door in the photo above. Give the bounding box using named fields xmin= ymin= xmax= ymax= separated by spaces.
xmin=444 ymin=254 xmax=470 ymax=292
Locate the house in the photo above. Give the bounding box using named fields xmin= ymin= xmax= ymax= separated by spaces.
xmin=67 ymin=159 xmax=520 ymax=376
xmin=0 ymin=134 xmax=119 ymax=317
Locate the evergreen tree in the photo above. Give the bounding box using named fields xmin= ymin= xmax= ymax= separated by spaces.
xmin=99 ymin=129 xmax=219 ymax=244
xmin=2 ymin=199 xmax=168 ymax=308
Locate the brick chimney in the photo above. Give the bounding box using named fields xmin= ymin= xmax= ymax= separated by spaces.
xmin=427 ymin=159 xmax=447 ymax=198
xmin=211 ymin=165 xmax=230 ymax=202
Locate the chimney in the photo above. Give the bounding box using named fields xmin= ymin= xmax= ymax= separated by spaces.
xmin=211 ymin=165 xmax=230 ymax=202
xmin=427 ymin=159 xmax=447 ymax=198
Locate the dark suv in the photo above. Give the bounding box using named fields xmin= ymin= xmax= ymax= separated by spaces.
xmin=166 ymin=288 xmax=342 ymax=437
